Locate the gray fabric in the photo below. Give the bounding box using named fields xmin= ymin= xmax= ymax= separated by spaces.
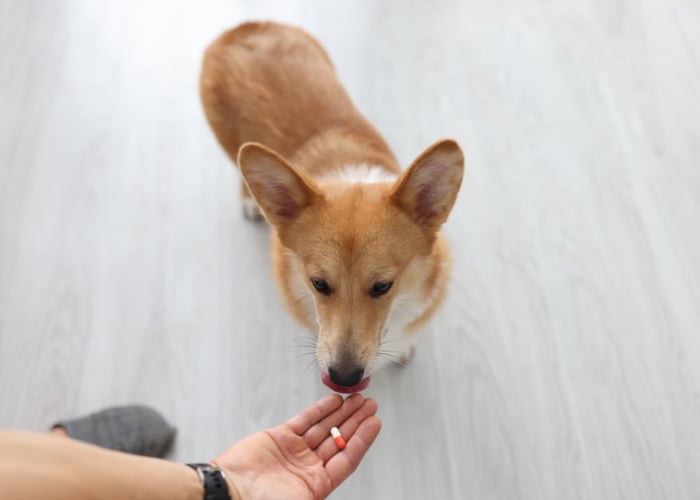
xmin=53 ymin=405 xmax=176 ymax=458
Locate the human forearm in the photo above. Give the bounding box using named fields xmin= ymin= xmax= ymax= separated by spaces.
xmin=0 ymin=431 xmax=203 ymax=500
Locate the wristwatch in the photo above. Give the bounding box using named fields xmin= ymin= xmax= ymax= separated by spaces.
xmin=186 ymin=463 xmax=231 ymax=500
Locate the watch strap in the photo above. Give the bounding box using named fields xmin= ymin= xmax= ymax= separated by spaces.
xmin=186 ymin=463 xmax=231 ymax=500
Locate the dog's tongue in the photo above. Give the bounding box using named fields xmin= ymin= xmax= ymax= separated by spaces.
xmin=321 ymin=372 xmax=371 ymax=394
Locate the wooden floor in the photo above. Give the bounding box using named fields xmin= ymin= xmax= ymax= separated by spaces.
xmin=2 ymin=1 xmax=699 ymax=498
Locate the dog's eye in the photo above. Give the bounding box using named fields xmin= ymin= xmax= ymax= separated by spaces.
xmin=369 ymin=281 xmax=393 ymax=298
xmin=311 ymin=278 xmax=332 ymax=296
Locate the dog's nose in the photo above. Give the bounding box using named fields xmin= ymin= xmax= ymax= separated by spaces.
xmin=328 ymin=366 xmax=365 ymax=387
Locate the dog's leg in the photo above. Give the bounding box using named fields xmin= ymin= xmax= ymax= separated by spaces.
xmin=381 ymin=329 xmax=419 ymax=367
xmin=397 ymin=345 xmax=416 ymax=366
xmin=241 ymin=181 xmax=264 ymax=221
xmin=394 ymin=335 xmax=417 ymax=366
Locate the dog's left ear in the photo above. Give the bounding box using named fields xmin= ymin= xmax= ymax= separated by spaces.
xmin=390 ymin=139 xmax=464 ymax=231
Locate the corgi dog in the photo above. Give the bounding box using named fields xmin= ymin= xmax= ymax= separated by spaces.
xmin=200 ymin=22 xmax=464 ymax=393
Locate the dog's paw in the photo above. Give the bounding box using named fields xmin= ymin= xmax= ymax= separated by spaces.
xmin=242 ymin=198 xmax=264 ymax=222
xmin=397 ymin=346 xmax=415 ymax=367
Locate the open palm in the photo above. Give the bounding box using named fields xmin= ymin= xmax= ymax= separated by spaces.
xmin=213 ymin=394 xmax=381 ymax=499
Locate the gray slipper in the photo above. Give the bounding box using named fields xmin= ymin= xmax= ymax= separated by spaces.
xmin=53 ymin=405 xmax=176 ymax=458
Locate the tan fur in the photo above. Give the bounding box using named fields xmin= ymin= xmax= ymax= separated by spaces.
xmin=200 ymin=21 xmax=464 ymax=389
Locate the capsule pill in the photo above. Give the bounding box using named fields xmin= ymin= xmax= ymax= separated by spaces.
xmin=330 ymin=426 xmax=346 ymax=449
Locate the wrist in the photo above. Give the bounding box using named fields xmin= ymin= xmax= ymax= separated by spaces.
xmin=185 ymin=464 xmax=206 ymax=498
xmin=210 ymin=460 xmax=245 ymax=500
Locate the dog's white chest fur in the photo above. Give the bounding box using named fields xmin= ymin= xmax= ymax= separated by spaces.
xmin=319 ymin=164 xmax=398 ymax=183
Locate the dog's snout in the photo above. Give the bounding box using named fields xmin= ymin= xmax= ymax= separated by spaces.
xmin=328 ymin=366 xmax=365 ymax=387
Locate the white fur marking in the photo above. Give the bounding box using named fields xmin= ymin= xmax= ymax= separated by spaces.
xmin=320 ymin=164 xmax=398 ymax=184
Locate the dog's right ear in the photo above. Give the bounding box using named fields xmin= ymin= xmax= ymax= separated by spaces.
xmin=238 ymin=143 xmax=321 ymax=226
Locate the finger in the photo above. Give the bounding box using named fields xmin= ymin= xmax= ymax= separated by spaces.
xmin=324 ymin=415 xmax=382 ymax=491
xmin=286 ymin=394 xmax=344 ymax=435
xmin=316 ymin=397 xmax=378 ymax=463
xmin=302 ymin=394 xmax=365 ymax=449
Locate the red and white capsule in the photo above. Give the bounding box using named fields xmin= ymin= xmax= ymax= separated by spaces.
xmin=330 ymin=426 xmax=346 ymax=449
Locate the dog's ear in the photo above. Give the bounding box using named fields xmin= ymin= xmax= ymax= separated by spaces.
xmin=238 ymin=143 xmax=321 ymax=226
xmin=390 ymin=139 xmax=464 ymax=231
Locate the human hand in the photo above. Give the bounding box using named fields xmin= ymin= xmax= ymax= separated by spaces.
xmin=212 ymin=394 xmax=381 ymax=500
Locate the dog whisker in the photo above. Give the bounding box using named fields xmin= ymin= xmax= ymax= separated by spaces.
xmin=291 ymin=337 xmax=318 ymax=346
xmin=381 ymin=350 xmax=404 ymax=358
xmin=295 ymin=351 xmax=317 ymax=359
xmin=378 ymin=347 xmax=405 ymax=355
xmin=303 ymin=357 xmax=321 ymax=373
xmin=379 ymin=337 xmax=404 ymax=346
xmin=377 ymin=352 xmax=406 ymax=363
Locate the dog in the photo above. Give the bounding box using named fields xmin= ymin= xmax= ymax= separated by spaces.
xmin=200 ymin=21 xmax=464 ymax=393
